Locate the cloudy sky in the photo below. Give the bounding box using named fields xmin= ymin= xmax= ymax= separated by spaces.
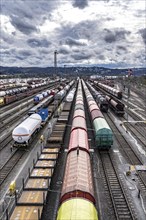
xmin=0 ymin=0 xmax=146 ymax=68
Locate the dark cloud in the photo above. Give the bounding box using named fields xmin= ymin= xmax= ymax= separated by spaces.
xmin=0 ymin=0 xmax=145 ymax=68
xmin=62 ymin=37 xmax=87 ymax=47
xmin=57 ymin=23 xmax=80 ymax=41
xmin=97 ymin=54 xmax=105 ymax=60
xmin=39 ymin=49 xmax=49 ymax=55
xmin=27 ymin=38 xmax=51 ymax=48
xmin=58 ymin=47 xmax=70 ymax=55
xmin=104 ymin=29 xmax=131 ymax=43
xmin=72 ymin=0 xmax=88 ymax=9
xmin=1 ymin=0 xmax=61 ymax=35
xmin=13 ymin=6 xmax=33 ymax=19
xmin=0 ymin=48 xmax=32 ymax=61
xmin=10 ymin=15 xmax=37 ymax=34
xmin=139 ymin=28 xmax=146 ymax=45
xmin=18 ymin=50 xmax=32 ymax=57
xmin=58 ymin=20 xmax=98 ymax=44
xmin=15 ymin=55 xmax=25 ymax=60
xmin=1 ymin=30 xmax=14 ymax=44
xmin=117 ymin=45 xmax=127 ymax=52
xmin=71 ymin=53 xmax=92 ymax=60
xmin=1 ymin=50 xmax=11 ymax=56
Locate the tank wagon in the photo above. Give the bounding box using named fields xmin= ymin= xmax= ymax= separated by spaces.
xmin=54 ymin=90 xmax=66 ymax=100
xmin=54 ymin=81 xmax=74 ymax=101
xmin=65 ymin=88 xmax=76 ymax=102
xmin=57 ymin=80 xmax=98 ymax=220
xmin=0 ymin=82 xmax=49 ymax=106
xmin=87 ymin=82 xmax=108 ymax=112
xmin=33 ymin=88 xmax=54 ymax=104
xmin=28 ymin=95 xmax=54 ymax=124
xmin=82 ymin=80 xmax=113 ymax=149
xmin=97 ymin=82 xmax=122 ymax=99
xmin=12 ymin=113 xmax=42 ymax=147
xmin=33 ymin=93 xmax=44 ymax=104
xmin=106 ymin=95 xmax=125 ymax=116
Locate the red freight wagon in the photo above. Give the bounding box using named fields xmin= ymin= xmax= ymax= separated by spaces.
xmin=71 ymin=116 xmax=87 ymax=132
xmin=68 ymin=128 xmax=89 ymax=153
xmin=76 ymin=100 xmax=84 ymax=105
xmin=60 ymin=150 xmax=95 ymax=204
xmin=74 ymin=104 xmax=84 ymax=111
xmin=89 ymin=104 xmax=99 ymax=113
xmin=73 ymin=109 xmax=85 ymax=119
xmin=88 ymin=100 xmax=97 ymax=107
xmin=91 ymin=109 xmax=103 ymax=121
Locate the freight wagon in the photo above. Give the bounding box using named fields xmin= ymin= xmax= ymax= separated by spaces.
xmin=12 ymin=113 xmax=42 ymax=148
xmin=97 ymin=82 xmax=122 ymax=99
xmin=82 ymin=80 xmax=113 ymax=149
xmin=0 ymin=84 xmax=48 ymax=106
xmin=86 ymin=82 xmax=108 ymax=112
xmin=57 ymin=79 xmax=98 ymax=220
xmin=106 ymin=95 xmax=125 ymax=116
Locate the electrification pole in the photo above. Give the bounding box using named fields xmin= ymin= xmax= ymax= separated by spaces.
xmin=54 ymin=50 xmax=58 ymax=76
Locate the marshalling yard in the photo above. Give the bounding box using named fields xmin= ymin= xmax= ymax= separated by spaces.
xmin=0 ymin=76 xmax=146 ymax=220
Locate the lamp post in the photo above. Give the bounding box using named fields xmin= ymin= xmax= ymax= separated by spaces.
xmin=54 ymin=50 xmax=58 ymax=76
xmin=127 ymin=69 xmax=133 ymax=121
xmin=64 ymin=65 xmax=67 ymax=76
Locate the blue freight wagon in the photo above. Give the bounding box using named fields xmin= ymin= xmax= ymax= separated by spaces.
xmin=37 ymin=108 xmax=49 ymax=124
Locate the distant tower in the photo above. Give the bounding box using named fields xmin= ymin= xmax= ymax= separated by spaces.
xmin=54 ymin=50 xmax=58 ymax=76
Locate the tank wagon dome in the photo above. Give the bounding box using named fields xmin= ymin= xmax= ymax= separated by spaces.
xmin=66 ymin=94 xmax=74 ymax=102
xmin=42 ymin=91 xmax=48 ymax=97
xmin=0 ymin=91 xmax=6 ymax=97
xmin=12 ymin=114 xmax=42 ymax=143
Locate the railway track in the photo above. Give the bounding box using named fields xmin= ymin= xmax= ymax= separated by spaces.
xmin=104 ymin=113 xmax=144 ymax=165
xmin=0 ymin=134 xmax=12 ymax=152
xmin=0 ymin=83 xmax=58 ymax=112
xmin=0 ymin=87 xmax=73 ymax=198
xmin=124 ymin=108 xmax=146 ymax=137
xmin=0 ymin=99 xmax=33 ymax=123
xmin=0 ymin=84 xmax=58 ymax=123
xmin=104 ymin=113 xmax=146 ymax=197
xmin=7 ymin=101 xmax=74 ymax=220
xmin=0 ymin=108 xmax=29 ymax=134
xmin=0 ymin=149 xmax=24 ymax=186
xmin=100 ymin=152 xmax=137 ymax=220
xmin=0 ymin=97 xmax=56 ymax=151
xmin=121 ymin=120 xmax=146 ymax=149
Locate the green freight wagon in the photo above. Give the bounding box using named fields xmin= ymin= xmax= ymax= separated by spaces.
xmin=93 ymin=117 xmax=113 ymax=149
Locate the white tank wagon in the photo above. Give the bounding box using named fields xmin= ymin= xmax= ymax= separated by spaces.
xmin=12 ymin=114 xmax=42 ymax=147
xmin=0 ymin=91 xmax=6 ymax=97
xmin=65 ymin=88 xmax=76 ymax=102
xmin=54 ymin=89 xmax=66 ymax=100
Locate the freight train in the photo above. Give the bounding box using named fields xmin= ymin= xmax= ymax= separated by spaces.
xmin=28 ymin=95 xmax=54 ymax=115
xmin=12 ymin=114 xmax=42 ymax=148
xmin=96 ymin=82 xmax=122 ymax=99
xmin=86 ymin=82 xmax=108 ymax=112
xmin=12 ymin=81 xmax=75 ymax=148
xmin=57 ymin=80 xmax=98 ymax=219
xmin=54 ymin=82 xmax=74 ymax=101
xmin=106 ymin=95 xmax=125 ymax=116
xmin=28 ymin=93 xmax=55 ymax=124
xmin=82 ymin=80 xmax=113 ymax=149
xmin=33 ymin=89 xmax=56 ymax=104
xmin=0 ymin=82 xmax=48 ymax=106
